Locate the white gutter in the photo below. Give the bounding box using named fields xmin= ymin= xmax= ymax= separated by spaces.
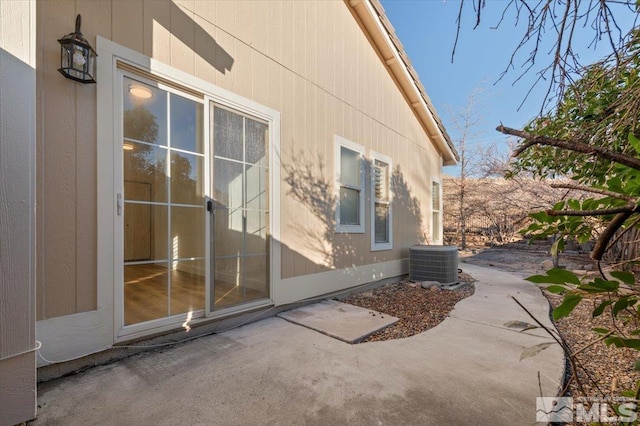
xmin=347 ymin=0 xmax=459 ymax=165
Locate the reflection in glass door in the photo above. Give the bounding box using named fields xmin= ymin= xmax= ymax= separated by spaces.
xmin=122 ymin=75 xmax=205 ymax=326
xmin=211 ymin=104 xmax=269 ymax=310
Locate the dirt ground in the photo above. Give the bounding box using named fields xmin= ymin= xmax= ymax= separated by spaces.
xmin=458 ymin=242 xmax=596 ymax=278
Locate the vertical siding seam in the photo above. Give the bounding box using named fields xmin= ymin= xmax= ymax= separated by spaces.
xmin=36 ymin=0 xmax=42 ymax=319
xmin=29 ymin=0 xmax=36 ymax=340
xmin=142 ymin=0 xmax=145 ymax=59
xmin=39 ymin=1 xmax=47 ymax=319
xmin=193 ymin=2 xmax=196 ymax=78
xmin=73 ymin=0 xmax=79 ymax=314
xmin=232 ymin=0 xmax=236 ymax=93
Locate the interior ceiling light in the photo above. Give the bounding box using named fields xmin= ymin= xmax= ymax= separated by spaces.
xmin=129 ymin=84 xmax=153 ymax=99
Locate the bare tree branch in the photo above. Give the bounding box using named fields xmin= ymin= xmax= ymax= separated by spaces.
xmin=498 ymin=125 xmax=640 ymax=171
xmin=546 ymin=205 xmax=636 ymax=217
xmin=549 ymin=182 xmax=637 ymax=201
xmin=605 ymin=215 xmax=640 ymax=254
xmin=592 ymin=210 xmax=635 ymax=260
xmin=452 ymin=0 xmax=637 ymax=111
xmin=511 ymin=295 xmax=588 ymax=396
xmin=452 ymin=0 xmax=469 ymax=64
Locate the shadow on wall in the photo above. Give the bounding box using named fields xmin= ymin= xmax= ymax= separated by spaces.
xmin=157 ymin=2 xmax=234 ymax=74
xmin=283 ymin=152 xmax=338 ymax=270
xmin=283 ymin=150 xmax=428 ymax=275
xmin=391 ymin=164 xmax=429 ymax=253
xmin=41 ymin=3 xmax=234 ymax=76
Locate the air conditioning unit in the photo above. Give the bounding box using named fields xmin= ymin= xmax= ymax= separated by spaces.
xmin=409 ymin=245 xmax=458 ymax=285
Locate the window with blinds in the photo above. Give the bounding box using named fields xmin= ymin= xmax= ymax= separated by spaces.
xmin=371 ymin=153 xmax=392 ymax=250
xmin=432 ymin=181 xmax=441 ymax=242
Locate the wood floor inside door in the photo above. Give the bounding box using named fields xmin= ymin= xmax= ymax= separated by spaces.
xmin=124 ymin=264 xmax=267 ymax=325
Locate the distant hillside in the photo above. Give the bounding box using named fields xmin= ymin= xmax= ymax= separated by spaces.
xmin=443 ymin=176 xmax=584 ymax=247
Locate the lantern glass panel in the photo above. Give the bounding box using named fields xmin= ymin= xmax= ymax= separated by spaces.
xmin=60 ymin=44 xmax=72 ymax=70
xmin=59 ymin=41 xmax=96 ymax=83
xmin=86 ymin=53 xmax=96 ymax=78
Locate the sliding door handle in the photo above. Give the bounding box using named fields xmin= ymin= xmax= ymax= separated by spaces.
xmin=117 ymin=192 xmax=123 ymax=216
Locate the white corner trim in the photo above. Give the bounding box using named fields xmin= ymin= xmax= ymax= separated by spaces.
xmin=1 ymin=7 xmax=38 ymax=424
xmin=270 ymin=114 xmax=282 ymax=304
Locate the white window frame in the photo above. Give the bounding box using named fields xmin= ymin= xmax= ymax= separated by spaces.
xmin=432 ymin=180 xmax=441 ymax=243
xmin=335 ymin=136 xmax=365 ymax=233
xmin=370 ymin=151 xmax=392 ymax=251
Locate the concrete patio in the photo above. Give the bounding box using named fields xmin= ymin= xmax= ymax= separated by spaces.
xmin=33 ymin=264 xmax=564 ymax=425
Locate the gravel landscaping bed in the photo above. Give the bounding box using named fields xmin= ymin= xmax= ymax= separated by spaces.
xmin=546 ymin=293 xmax=639 ymax=398
xmin=342 ymin=272 xmax=476 ymax=342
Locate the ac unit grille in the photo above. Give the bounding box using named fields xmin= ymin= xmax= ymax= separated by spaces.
xmin=409 ymin=245 xmax=458 ymax=285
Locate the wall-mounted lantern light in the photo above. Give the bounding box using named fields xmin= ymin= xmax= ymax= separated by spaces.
xmin=58 ymin=14 xmax=97 ymax=84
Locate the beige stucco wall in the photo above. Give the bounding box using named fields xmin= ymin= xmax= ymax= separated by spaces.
xmin=36 ymin=0 xmax=443 ymax=320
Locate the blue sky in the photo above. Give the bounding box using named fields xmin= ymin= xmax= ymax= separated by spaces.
xmin=380 ymin=0 xmax=637 ymax=175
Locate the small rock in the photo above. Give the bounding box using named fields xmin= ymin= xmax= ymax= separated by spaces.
xmin=421 ymin=281 xmax=440 ymax=289
xmin=542 ymin=259 xmax=555 ymax=270
xmin=429 ymin=286 xmax=441 ymax=292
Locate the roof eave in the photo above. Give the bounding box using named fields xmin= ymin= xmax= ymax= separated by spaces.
xmin=346 ymin=0 xmax=459 ymax=166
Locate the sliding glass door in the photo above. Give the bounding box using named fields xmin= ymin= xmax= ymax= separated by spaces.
xmin=210 ymin=104 xmax=269 ymax=311
xmin=119 ymin=72 xmax=271 ymax=331
xmin=122 ymin=75 xmax=205 ymax=326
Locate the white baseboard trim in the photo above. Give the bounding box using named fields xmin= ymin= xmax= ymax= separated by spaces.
xmin=274 ymin=258 xmax=408 ymax=305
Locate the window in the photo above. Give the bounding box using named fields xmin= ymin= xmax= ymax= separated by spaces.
xmin=371 ymin=152 xmax=392 ymax=250
xmin=335 ymin=136 xmax=365 ymax=233
xmin=432 ymin=181 xmax=441 ymax=242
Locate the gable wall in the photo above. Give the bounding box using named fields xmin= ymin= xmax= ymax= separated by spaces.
xmin=36 ymin=0 xmax=443 ymax=319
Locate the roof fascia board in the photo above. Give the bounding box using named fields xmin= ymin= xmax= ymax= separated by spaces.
xmin=346 ymin=0 xmax=459 ymax=165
